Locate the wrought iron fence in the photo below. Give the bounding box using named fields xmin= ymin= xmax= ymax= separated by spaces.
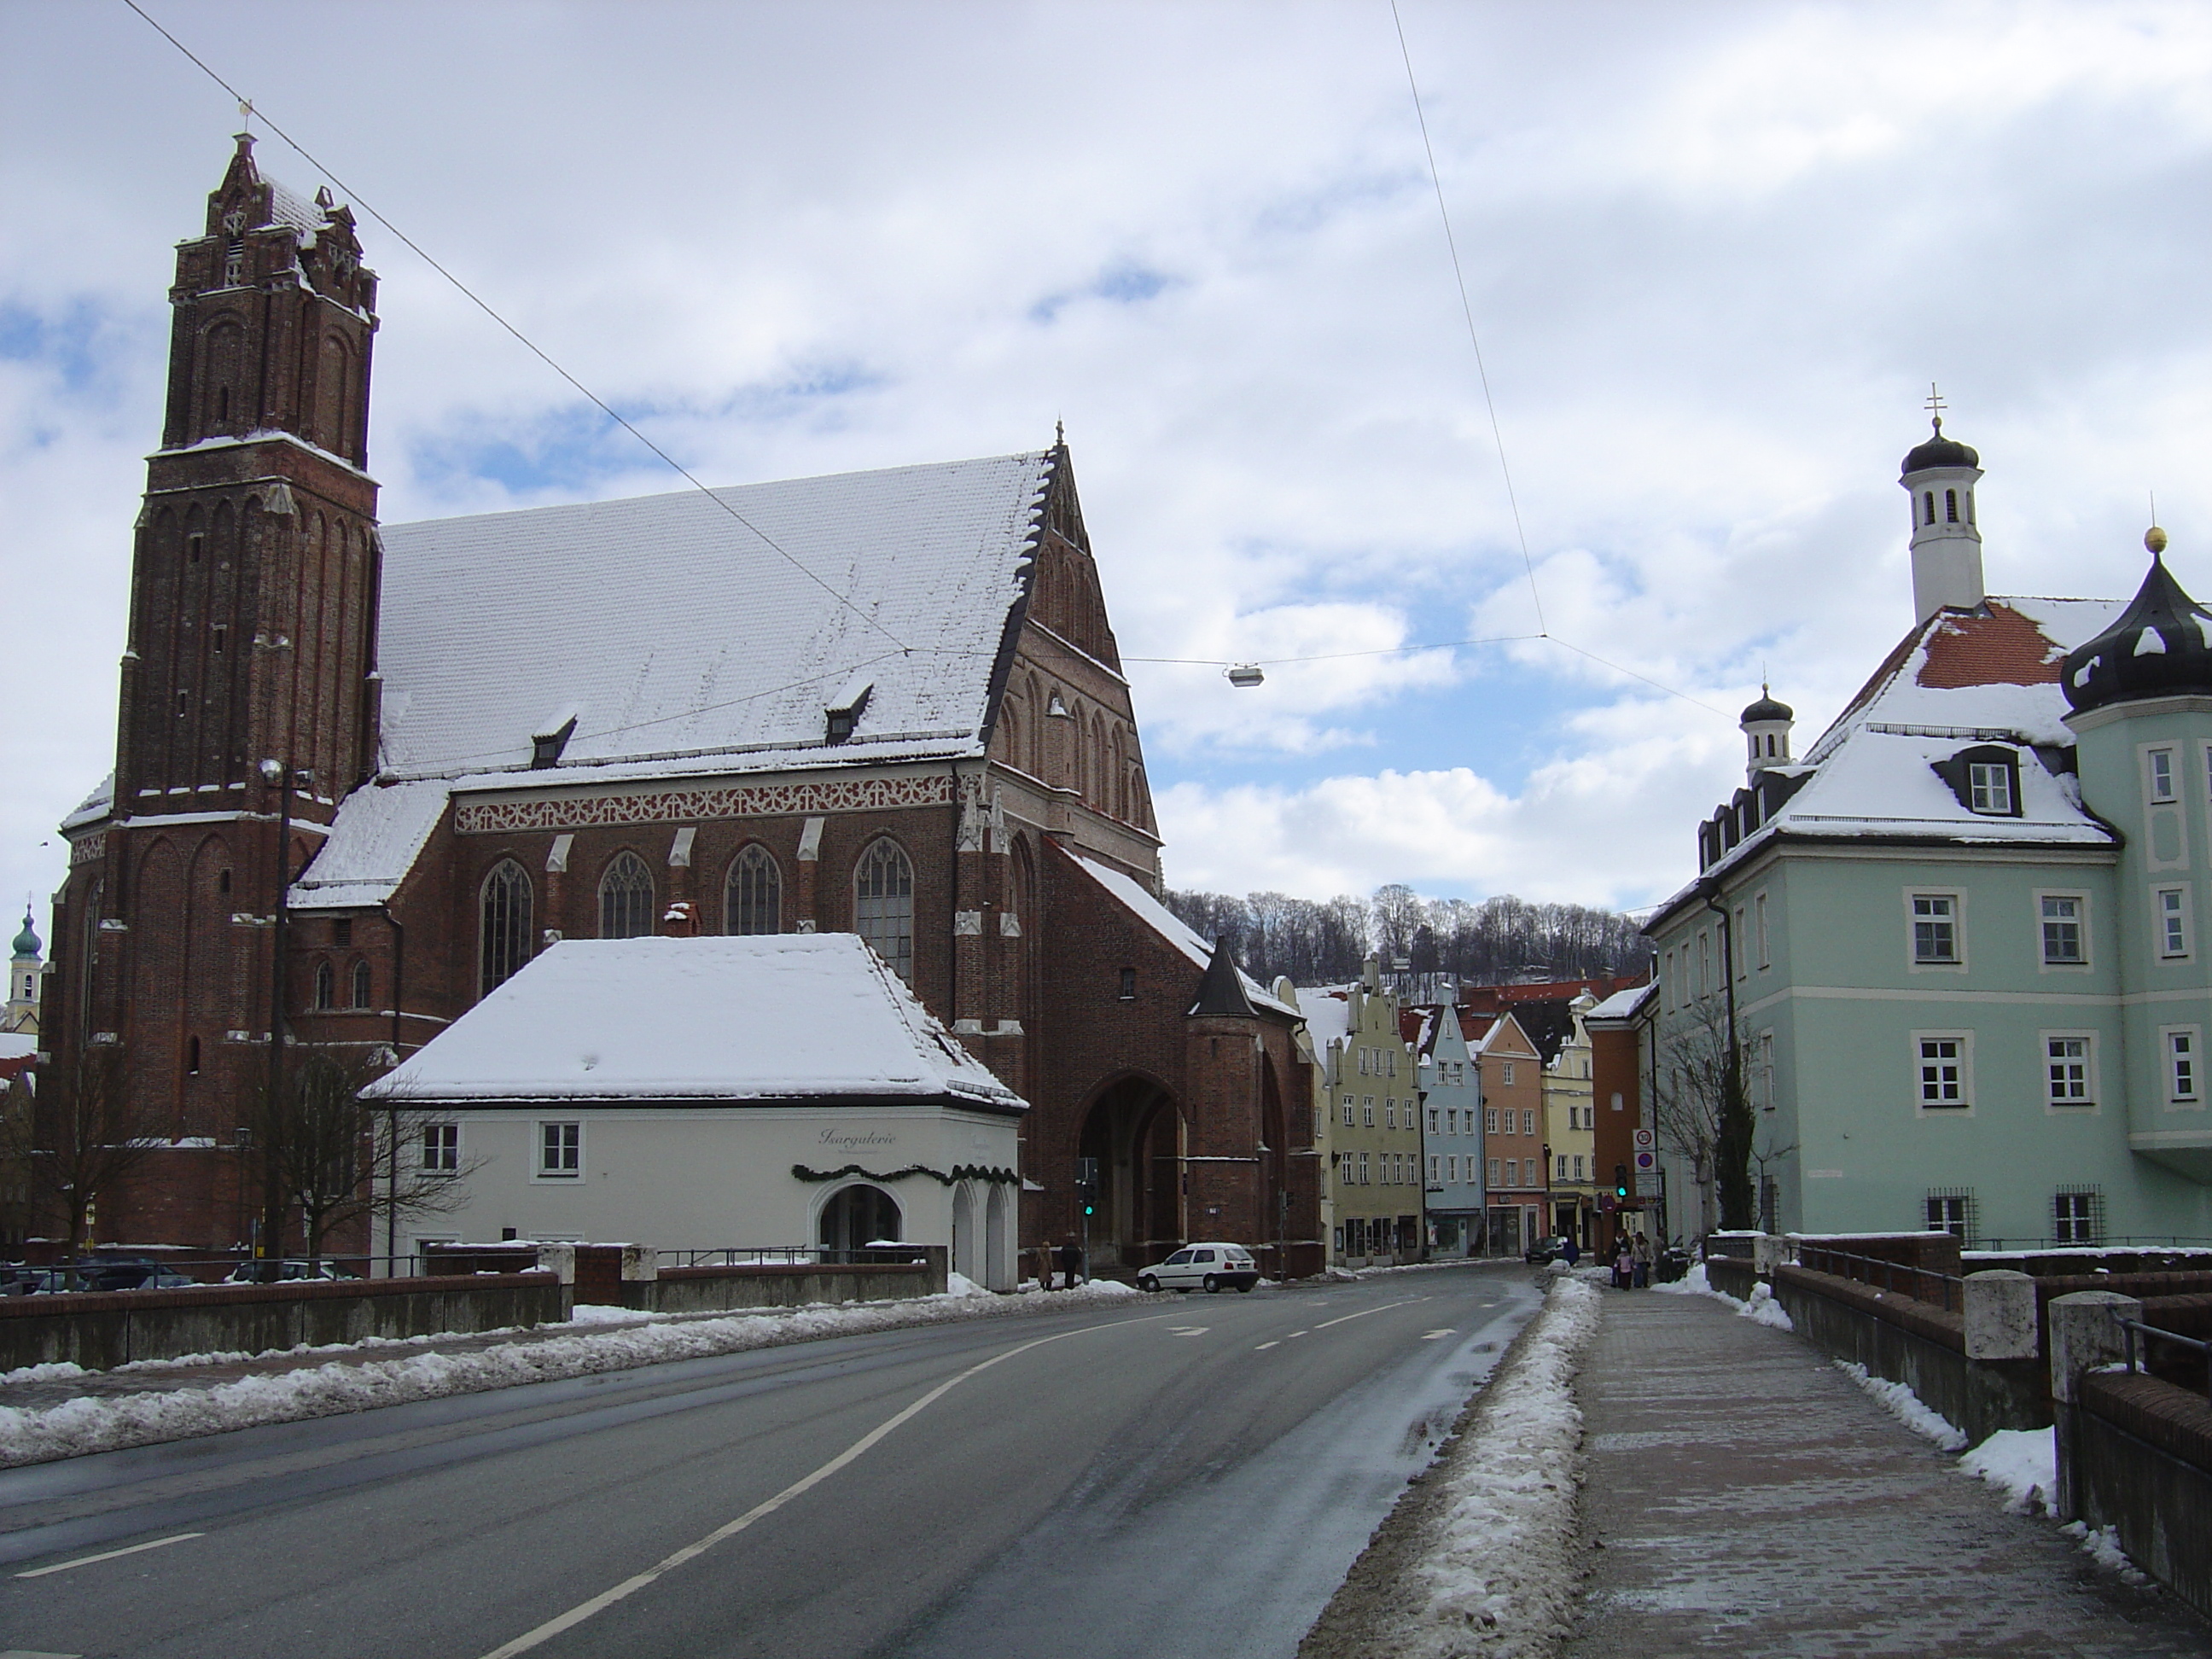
xmin=2119 ymin=1315 xmax=2212 ymax=1406
xmin=1796 ymin=1243 xmax=1965 ymax=1313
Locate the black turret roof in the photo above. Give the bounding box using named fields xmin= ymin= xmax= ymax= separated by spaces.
xmin=2062 ymin=554 xmax=2212 ymax=713
xmin=1901 ymin=417 xmax=1979 ymax=476
xmin=1740 ymin=691 xmax=1793 ymax=725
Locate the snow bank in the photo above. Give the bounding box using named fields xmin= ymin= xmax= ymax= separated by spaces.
xmin=2062 ymin=1521 xmax=2150 ymax=1585
xmin=1650 ymin=1262 xmax=1793 ymax=1330
xmin=1401 ymin=1277 xmax=1603 ymax=1656
xmin=0 ymin=1280 xmax=1138 ymax=1469
xmin=1834 ymin=1359 xmax=1967 ymax=1451
xmin=1959 ymin=1426 xmax=2053 ymax=1514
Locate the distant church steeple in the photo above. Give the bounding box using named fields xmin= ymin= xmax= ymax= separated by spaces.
xmin=1901 ymin=387 xmax=1986 ymax=624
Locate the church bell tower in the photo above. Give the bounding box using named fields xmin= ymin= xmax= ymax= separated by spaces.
xmin=49 ymin=137 xmax=387 ymax=1233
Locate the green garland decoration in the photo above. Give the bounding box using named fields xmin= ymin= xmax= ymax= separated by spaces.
xmin=792 ymin=1161 xmax=1021 ymax=1187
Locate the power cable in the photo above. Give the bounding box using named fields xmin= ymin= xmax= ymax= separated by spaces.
xmin=1389 ymin=0 xmax=1545 ymax=637
xmin=120 ymin=0 xmax=908 ymax=654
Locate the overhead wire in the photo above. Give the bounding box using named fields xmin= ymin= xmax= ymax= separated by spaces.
xmin=119 ymin=0 xmax=909 ymax=655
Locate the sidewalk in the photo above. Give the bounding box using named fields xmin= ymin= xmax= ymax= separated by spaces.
xmin=1565 ymin=1289 xmax=2209 ymax=1657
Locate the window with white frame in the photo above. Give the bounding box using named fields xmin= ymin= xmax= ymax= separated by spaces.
xmin=1487 ymin=1158 xmax=1500 ymax=1185
xmin=1699 ymin=930 xmax=1711 ymax=995
xmin=2157 ymin=887 xmax=2192 ymax=959
xmin=1574 ymin=1155 xmax=1586 ymax=1181
xmin=1363 ymin=1097 xmax=1376 ymax=1126
xmin=1385 ymin=1099 xmax=1397 ymax=1129
xmin=422 ymin=1123 xmax=459 ymax=1173
xmin=1916 ymin=1033 xmax=1970 ymax=1109
xmin=1484 ymin=1107 xmax=1499 ymax=1134
xmin=1429 ymin=1155 xmax=1440 ymax=1185
xmin=1447 ymin=1155 xmax=1458 ymax=1182
xmin=2167 ymin=1027 xmax=2200 ymax=1103
xmin=2040 ymin=895 xmax=2085 ymax=965
xmin=2054 ymin=1188 xmax=2103 ymax=1246
xmin=1968 ymin=762 xmax=2013 ymax=815
xmin=1342 ymin=1094 xmax=1355 ymax=1126
xmin=1427 ymin=1106 xmax=1439 ymax=1133
xmin=1911 ymin=894 xmax=1959 ymax=964
xmin=2045 ymin=1036 xmax=2093 ymax=1109
xmin=1557 ymin=1154 xmax=1569 ymax=1181
xmin=2149 ymin=746 xmax=2177 ymax=802
xmin=1502 ymin=1062 xmax=1516 ymax=1086
xmin=1925 ymin=1190 xmax=1974 ymax=1244
xmin=1734 ymin=905 xmax=1748 ymax=981
xmin=1523 ymin=1109 xmax=1537 ymax=1135
xmin=1505 ymin=1158 xmax=1518 ymax=1185
xmin=1754 ymin=1031 xmax=1776 ymax=1112
xmin=1756 ymin=893 xmax=1770 ymax=969
xmin=538 ymin=1121 xmax=582 ymax=1178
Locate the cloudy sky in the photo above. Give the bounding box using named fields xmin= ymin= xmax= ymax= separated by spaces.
xmin=6 ymin=1 xmax=2211 ymax=942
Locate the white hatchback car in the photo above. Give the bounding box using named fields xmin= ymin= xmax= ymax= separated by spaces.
xmin=1138 ymin=1243 xmax=1260 ymax=1294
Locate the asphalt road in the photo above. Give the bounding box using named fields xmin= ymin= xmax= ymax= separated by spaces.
xmin=0 ymin=1263 xmax=1541 ymax=1659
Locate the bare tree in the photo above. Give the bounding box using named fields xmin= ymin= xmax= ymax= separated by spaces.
xmin=251 ymin=1049 xmax=482 ymax=1261
xmin=1654 ymin=992 xmax=1756 ymax=1238
xmin=3 ymin=1048 xmax=163 ymax=1262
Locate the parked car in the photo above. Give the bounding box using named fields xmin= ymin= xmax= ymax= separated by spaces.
xmin=15 ymin=1267 xmax=78 ymax=1294
xmin=73 ymin=1255 xmax=177 ymax=1292
xmin=225 ymin=1259 xmax=359 ymax=1284
xmin=1523 ymin=1236 xmax=1572 ymax=1266
xmin=1137 ymin=1243 xmax=1260 ymax=1294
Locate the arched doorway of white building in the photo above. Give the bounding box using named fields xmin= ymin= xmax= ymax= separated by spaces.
xmin=818 ymin=1182 xmax=901 ymax=1260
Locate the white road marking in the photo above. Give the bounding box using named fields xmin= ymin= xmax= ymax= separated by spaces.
xmin=1254 ymin=1340 xmax=1279 ymax=1351
xmin=1 ymin=1649 xmax=84 ymax=1657
xmin=476 ymin=1316 xmax=1163 ymax=1658
xmin=1286 ymin=1330 xmax=1308 ymax=1338
xmin=1312 ymin=1298 xmax=1422 ymax=1330
xmin=1168 ymin=1327 xmax=1208 ymax=1337
xmin=1423 ymin=1329 xmax=1456 ymax=1341
xmin=14 ymin=1532 xmax=203 ymax=1580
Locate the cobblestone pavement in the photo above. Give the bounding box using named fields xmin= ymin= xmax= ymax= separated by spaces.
xmin=1564 ymin=1289 xmax=2212 ymax=1657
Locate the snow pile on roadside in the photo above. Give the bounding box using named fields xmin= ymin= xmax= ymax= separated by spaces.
xmin=0 ymin=1279 xmax=1141 ymax=1469
xmin=1959 ymin=1426 xmax=2053 ymax=1514
xmin=1402 ymin=1277 xmax=1603 ymax=1656
xmin=1834 ymin=1359 xmax=1967 ymax=1451
xmin=1650 ymin=1262 xmax=1793 ymax=1330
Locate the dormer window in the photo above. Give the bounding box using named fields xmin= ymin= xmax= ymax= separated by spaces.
xmin=530 ymin=715 xmax=577 ymax=770
xmin=1968 ymin=762 xmax=2011 ymax=815
xmin=825 ymin=676 xmax=873 ymax=745
xmin=1930 ymin=744 xmax=2023 ymax=818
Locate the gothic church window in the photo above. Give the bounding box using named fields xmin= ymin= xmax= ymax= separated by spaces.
xmin=726 ymin=845 xmax=781 ymax=936
xmin=599 ymin=852 xmax=655 ymax=940
xmin=313 ymin=960 xmax=335 ymax=1010
xmin=480 ymin=859 xmax=533 ymax=998
xmin=854 ymin=838 xmax=914 ymax=981
xmin=351 ymin=958 xmax=372 ymax=1009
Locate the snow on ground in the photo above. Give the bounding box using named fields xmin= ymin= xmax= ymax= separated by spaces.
xmin=1650 ymin=1262 xmax=1794 ymax=1330
xmin=0 ymin=1279 xmax=1140 ymax=1469
xmin=1959 ymin=1427 xmax=2055 ymax=1515
xmin=1834 ymin=1359 xmax=1968 ymax=1452
xmin=2062 ymin=1522 xmax=2151 ymax=1585
xmin=1400 ymin=1276 xmax=1603 ymax=1657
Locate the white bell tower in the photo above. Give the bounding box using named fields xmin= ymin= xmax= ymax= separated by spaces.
xmin=1900 ymin=386 xmax=1985 ymax=624
xmin=1740 ymin=687 xmax=1794 ymax=783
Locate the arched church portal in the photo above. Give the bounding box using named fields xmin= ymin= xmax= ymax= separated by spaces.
xmin=818 ymin=1183 xmax=901 ymax=1260
xmin=1078 ymin=1074 xmax=1185 ymax=1271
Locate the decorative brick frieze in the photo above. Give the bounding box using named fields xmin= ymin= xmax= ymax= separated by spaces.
xmin=454 ymin=773 xmax=956 ymax=835
xmin=70 ymin=834 xmax=107 ymax=866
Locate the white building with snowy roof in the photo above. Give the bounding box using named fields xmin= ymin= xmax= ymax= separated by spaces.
xmin=45 ymin=138 xmax=1324 ymax=1275
xmin=364 ymin=934 xmax=1026 ymax=1287
xmin=1644 ymin=419 xmax=2212 ymax=1248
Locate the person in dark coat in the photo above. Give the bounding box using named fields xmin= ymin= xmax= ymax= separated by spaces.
xmin=1561 ymin=1233 xmax=1580 ymax=1267
xmin=1058 ymin=1239 xmax=1084 ymax=1288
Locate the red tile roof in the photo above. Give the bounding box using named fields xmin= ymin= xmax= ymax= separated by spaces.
xmin=1915 ymin=602 xmax=2064 ymax=690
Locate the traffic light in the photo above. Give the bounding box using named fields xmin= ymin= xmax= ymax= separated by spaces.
xmin=1613 ymin=1163 xmax=1629 ymax=1201
xmin=1082 ymin=1199 xmax=1096 ymax=1217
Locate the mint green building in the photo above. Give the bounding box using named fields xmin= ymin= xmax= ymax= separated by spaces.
xmin=1645 ymin=420 xmax=2212 ymax=1247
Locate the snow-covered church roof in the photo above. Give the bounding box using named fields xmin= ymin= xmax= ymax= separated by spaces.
xmin=365 ymin=932 xmax=1026 ymax=1111
xmin=375 ymin=451 xmax=1051 ymax=785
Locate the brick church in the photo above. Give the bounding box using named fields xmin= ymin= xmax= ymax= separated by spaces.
xmin=41 ymin=136 xmax=1321 ymax=1276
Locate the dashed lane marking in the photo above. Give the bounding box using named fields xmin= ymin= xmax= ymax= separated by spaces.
xmin=1167 ymin=1327 xmax=1208 ymax=1337
xmin=1 ymin=1650 xmax=84 ymax=1657
xmin=1423 ymin=1329 xmax=1456 ymax=1340
xmin=1312 ymin=1298 xmax=1423 ymax=1330
xmin=1254 ymin=1341 xmax=1279 ymax=1351
xmin=1286 ymin=1330 xmax=1308 ymax=1338
xmin=14 ymin=1533 xmax=202 ymax=1580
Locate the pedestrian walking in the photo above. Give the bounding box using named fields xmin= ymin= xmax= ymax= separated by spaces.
xmin=1562 ymin=1233 xmax=1580 ymax=1267
xmin=1612 ymin=1237 xmax=1633 ymax=1289
xmin=1632 ymin=1231 xmax=1653 ymax=1289
xmin=1058 ymin=1238 xmax=1084 ymax=1289
xmin=1039 ymin=1244 xmax=1057 ymax=1290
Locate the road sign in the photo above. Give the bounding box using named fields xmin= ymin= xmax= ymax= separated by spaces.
xmin=1635 ymin=1151 xmax=1656 ymax=1171
xmin=1633 ymin=1128 xmax=1654 ymax=1150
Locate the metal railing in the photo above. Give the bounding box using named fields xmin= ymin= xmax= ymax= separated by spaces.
xmin=655 ymin=1246 xmax=928 ymax=1271
xmin=3 ymin=1253 xmax=450 ymax=1293
xmin=1796 ymin=1243 xmax=1965 ymax=1313
xmin=2119 ymin=1315 xmax=2212 ymax=1406
xmin=1967 ymin=1236 xmax=2212 ymax=1254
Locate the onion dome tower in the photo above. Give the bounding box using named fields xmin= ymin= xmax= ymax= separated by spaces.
xmin=6 ymin=907 xmax=40 ymax=1033
xmin=2061 ymin=528 xmax=2212 ymax=712
xmin=1740 ymin=685 xmax=1795 ymax=783
xmin=1901 ymin=391 xmax=1985 ymax=624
